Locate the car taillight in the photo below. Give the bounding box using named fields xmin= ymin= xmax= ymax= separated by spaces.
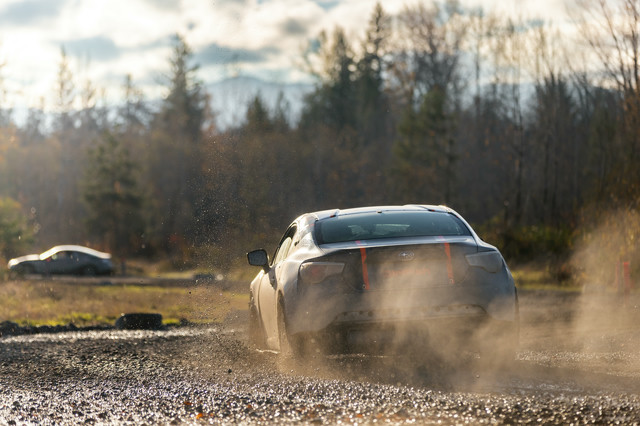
xmin=465 ymin=251 xmax=503 ymax=273
xmin=299 ymin=262 xmax=344 ymax=284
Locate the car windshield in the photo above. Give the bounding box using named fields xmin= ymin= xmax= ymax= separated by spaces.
xmin=315 ymin=211 xmax=472 ymax=244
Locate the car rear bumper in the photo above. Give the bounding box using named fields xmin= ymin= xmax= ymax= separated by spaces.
xmin=288 ymin=280 xmax=518 ymax=336
xmin=299 ymin=315 xmax=519 ymax=355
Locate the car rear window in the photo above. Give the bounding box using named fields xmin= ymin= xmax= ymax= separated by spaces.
xmin=315 ymin=211 xmax=471 ymax=244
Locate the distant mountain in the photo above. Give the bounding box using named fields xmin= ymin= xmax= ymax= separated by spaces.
xmin=206 ymin=76 xmax=314 ymax=130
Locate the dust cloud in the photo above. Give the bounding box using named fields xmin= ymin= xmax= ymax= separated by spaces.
xmin=569 ymin=209 xmax=640 ymax=376
xmin=265 ymin=218 xmax=640 ymax=392
xmin=269 ymin=266 xmax=521 ymax=391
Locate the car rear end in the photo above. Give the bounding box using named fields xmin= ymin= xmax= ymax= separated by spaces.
xmin=288 ymin=207 xmax=518 ymax=354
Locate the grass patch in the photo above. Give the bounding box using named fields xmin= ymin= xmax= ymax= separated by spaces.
xmin=2 ymin=264 xmax=593 ymax=328
xmin=0 ymin=279 xmax=248 ymax=327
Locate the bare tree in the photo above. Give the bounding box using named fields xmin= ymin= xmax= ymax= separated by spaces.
xmin=465 ymin=8 xmax=499 ymax=136
xmin=573 ymin=0 xmax=640 ymax=206
xmin=489 ymin=17 xmax=530 ymax=226
xmin=389 ymin=0 xmax=467 ymax=106
xmin=0 ymin=49 xmax=13 ymax=126
xmin=54 ymin=47 xmax=75 ymax=133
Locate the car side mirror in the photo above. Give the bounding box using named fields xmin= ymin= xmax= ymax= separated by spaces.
xmin=247 ymin=249 xmax=269 ymax=272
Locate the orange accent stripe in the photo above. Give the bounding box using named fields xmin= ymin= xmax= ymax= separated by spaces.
xmin=357 ymin=242 xmax=370 ymax=291
xmin=444 ymin=242 xmax=454 ymax=284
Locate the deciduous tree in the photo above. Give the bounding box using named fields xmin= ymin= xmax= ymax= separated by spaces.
xmin=0 ymin=197 xmax=33 ymax=260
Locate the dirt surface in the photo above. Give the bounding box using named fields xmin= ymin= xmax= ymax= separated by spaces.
xmin=1 ymin=288 xmax=639 ymax=425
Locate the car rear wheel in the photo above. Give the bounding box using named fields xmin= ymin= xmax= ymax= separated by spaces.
xmin=277 ymin=298 xmax=303 ymax=357
xmin=248 ymin=296 xmax=266 ymax=349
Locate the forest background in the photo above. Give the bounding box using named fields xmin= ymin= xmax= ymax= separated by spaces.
xmin=0 ymin=0 xmax=639 ymax=286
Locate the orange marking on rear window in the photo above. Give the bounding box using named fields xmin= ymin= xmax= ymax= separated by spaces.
xmin=356 ymin=241 xmax=370 ymax=290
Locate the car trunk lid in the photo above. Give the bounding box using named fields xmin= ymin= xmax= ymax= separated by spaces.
xmin=317 ymin=236 xmax=478 ymax=292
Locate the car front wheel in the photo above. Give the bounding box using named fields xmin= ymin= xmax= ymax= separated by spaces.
xmin=17 ymin=264 xmax=36 ymax=276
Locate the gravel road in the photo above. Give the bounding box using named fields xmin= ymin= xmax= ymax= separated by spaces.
xmin=1 ymin=289 xmax=639 ymax=425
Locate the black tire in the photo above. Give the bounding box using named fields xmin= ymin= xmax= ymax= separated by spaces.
xmin=277 ymin=298 xmax=303 ymax=358
xmin=82 ymin=265 xmax=97 ymax=276
xmin=14 ymin=264 xmax=36 ymax=277
xmin=248 ymin=297 xmax=266 ymax=348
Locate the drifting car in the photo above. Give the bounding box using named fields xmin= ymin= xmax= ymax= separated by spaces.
xmin=247 ymin=205 xmax=519 ymax=359
xmin=8 ymin=245 xmax=114 ymax=276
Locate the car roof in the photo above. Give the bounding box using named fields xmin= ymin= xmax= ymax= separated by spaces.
xmin=308 ymin=205 xmax=453 ymax=222
xmin=40 ymin=245 xmax=111 ymax=259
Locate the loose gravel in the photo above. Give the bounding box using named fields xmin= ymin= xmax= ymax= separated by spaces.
xmin=0 ymin=290 xmax=639 ymax=424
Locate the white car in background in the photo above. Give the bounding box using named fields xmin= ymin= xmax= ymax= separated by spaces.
xmin=8 ymin=245 xmax=114 ymax=276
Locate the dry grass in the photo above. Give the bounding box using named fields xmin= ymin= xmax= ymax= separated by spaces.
xmin=1 ymin=263 xmax=595 ymax=328
xmin=511 ymin=262 xmax=582 ymax=290
xmin=0 ymin=278 xmax=248 ymax=327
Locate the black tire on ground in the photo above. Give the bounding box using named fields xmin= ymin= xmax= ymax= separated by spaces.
xmin=115 ymin=313 xmax=163 ymax=330
xmin=277 ymin=298 xmax=304 ymax=358
xmin=82 ymin=265 xmax=98 ymax=276
xmin=248 ymin=298 xmax=266 ymax=348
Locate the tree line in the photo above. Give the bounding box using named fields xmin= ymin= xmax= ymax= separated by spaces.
xmin=0 ymin=0 xmax=639 ymax=278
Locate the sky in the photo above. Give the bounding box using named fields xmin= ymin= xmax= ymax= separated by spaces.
xmin=0 ymin=0 xmax=568 ymax=120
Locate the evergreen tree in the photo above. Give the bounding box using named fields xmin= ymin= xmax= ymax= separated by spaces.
xmin=356 ymin=2 xmax=390 ymax=136
xmin=392 ymin=86 xmax=455 ymax=204
xmin=50 ymin=47 xmax=87 ymax=243
xmin=353 ymin=3 xmax=394 ymax=203
xmin=82 ymin=132 xmax=145 ymax=254
xmin=301 ymin=27 xmax=356 ymax=131
xmin=117 ymin=74 xmax=150 ymax=136
xmin=147 ymin=34 xmax=211 ymax=252
xmin=299 ymin=27 xmax=365 ymax=207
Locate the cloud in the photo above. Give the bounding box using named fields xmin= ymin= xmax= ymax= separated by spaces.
xmin=141 ymin=0 xmax=181 ymax=11
xmin=0 ymin=0 xmax=66 ymax=25
xmin=61 ymin=36 xmax=121 ymax=62
xmin=217 ymin=0 xmax=252 ymax=5
xmin=280 ymin=18 xmax=307 ymax=36
xmin=314 ymin=0 xmax=339 ymax=11
xmin=0 ymin=0 xmax=411 ymax=110
xmin=195 ymin=43 xmax=279 ymax=66
xmin=133 ymin=34 xmax=176 ymax=52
